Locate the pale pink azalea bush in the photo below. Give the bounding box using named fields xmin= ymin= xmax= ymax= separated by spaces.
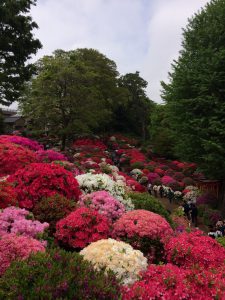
xmin=165 ymin=230 xmax=225 ymax=269
xmin=78 ymin=191 xmax=125 ymax=223
xmin=0 ymin=233 xmax=45 ymax=275
xmin=0 ymin=207 xmax=49 ymax=239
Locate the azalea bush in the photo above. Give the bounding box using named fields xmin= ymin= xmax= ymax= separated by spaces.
xmin=0 ymin=142 xmax=37 ymax=176
xmin=165 ymin=230 xmax=225 ymax=269
xmin=0 ymin=135 xmax=43 ymax=151
xmin=33 ymin=194 xmax=76 ymax=234
xmin=80 ymin=238 xmax=148 ymax=285
xmin=78 ymin=191 xmax=125 ymax=223
xmin=0 ymin=233 xmax=45 ymax=275
xmin=76 ymin=173 xmax=134 ymax=210
xmin=112 ymin=209 xmax=173 ymax=262
xmin=129 ymin=192 xmax=172 ymax=224
xmin=122 ymin=263 xmax=225 ymax=300
xmin=36 ymin=149 xmax=68 ymax=162
xmin=55 ymin=207 xmax=111 ymax=249
xmin=0 ymin=181 xmax=17 ymax=209
xmin=0 ymin=207 xmax=49 ymax=240
xmin=7 ymin=163 xmax=81 ymax=209
xmin=0 ymin=249 xmax=121 ymax=300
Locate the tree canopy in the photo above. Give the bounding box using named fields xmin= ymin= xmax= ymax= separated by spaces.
xmin=0 ymin=0 xmax=41 ymax=105
xmin=161 ymin=0 xmax=225 ymax=179
xmin=20 ymin=48 xmax=121 ymax=149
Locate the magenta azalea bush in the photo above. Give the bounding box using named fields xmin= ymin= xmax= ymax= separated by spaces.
xmin=0 ymin=233 xmax=45 ymax=275
xmin=0 ymin=135 xmax=43 ymax=151
xmin=36 ymin=150 xmax=68 ymax=162
xmin=78 ymin=191 xmax=125 ymax=222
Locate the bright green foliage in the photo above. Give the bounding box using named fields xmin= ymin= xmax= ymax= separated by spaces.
xmin=20 ymin=49 xmax=121 ymax=149
xmin=113 ymin=72 xmax=154 ymax=141
xmin=0 ymin=249 xmax=121 ymax=300
xmin=129 ymin=192 xmax=173 ymax=225
xmin=216 ymin=236 xmax=225 ymax=248
xmin=0 ymin=0 xmax=42 ymax=105
xmin=161 ymin=0 xmax=225 ymax=178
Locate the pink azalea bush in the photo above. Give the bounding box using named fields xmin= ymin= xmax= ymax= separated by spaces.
xmin=36 ymin=149 xmax=68 ymax=162
xmin=55 ymin=207 xmax=111 ymax=249
xmin=113 ymin=210 xmax=173 ymax=262
xmin=0 ymin=233 xmax=45 ymax=275
xmin=161 ymin=175 xmax=176 ymax=185
xmin=0 ymin=135 xmax=43 ymax=151
xmin=122 ymin=263 xmax=225 ymax=300
xmin=78 ymin=191 xmax=125 ymax=223
xmin=7 ymin=163 xmax=81 ymax=209
xmin=165 ymin=230 xmax=225 ymax=269
xmin=0 ymin=207 xmax=49 ymax=239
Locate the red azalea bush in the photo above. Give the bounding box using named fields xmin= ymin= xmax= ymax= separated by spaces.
xmin=36 ymin=150 xmax=68 ymax=162
xmin=7 ymin=163 xmax=81 ymax=209
xmin=55 ymin=207 xmax=111 ymax=249
xmin=73 ymin=139 xmax=107 ymax=151
xmin=112 ymin=210 xmax=173 ymax=262
xmin=0 ymin=181 xmax=17 ymax=209
xmin=0 ymin=142 xmax=37 ymax=176
xmin=161 ymin=175 xmax=176 ymax=185
xmin=122 ymin=264 xmax=225 ymax=300
xmin=165 ymin=230 xmax=225 ymax=269
xmin=0 ymin=135 xmax=43 ymax=151
xmin=0 ymin=233 xmax=45 ymax=275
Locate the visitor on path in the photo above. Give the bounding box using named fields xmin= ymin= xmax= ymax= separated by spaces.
xmin=153 ymin=185 xmax=158 ymax=197
xmin=159 ymin=185 xmax=164 ymax=198
xmin=147 ymin=183 xmax=152 ymax=195
xmin=182 ymin=201 xmax=191 ymax=220
xmin=190 ymin=203 xmax=198 ymax=227
xmin=208 ymin=225 xmax=223 ymax=239
xmin=168 ymin=188 xmax=174 ymax=203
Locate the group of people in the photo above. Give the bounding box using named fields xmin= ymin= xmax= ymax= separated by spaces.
xmin=208 ymin=220 xmax=225 ymax=239
xmin=147 ymin=184 xmax=174 ymax=203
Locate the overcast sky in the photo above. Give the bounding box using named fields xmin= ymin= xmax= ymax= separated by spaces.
xmin=30 ymin=0 xmax=209 ymax=103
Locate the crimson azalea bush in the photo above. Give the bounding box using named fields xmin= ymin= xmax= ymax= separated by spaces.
xmin=165 ymin=230 xmax=225 ymax=269
xmin=122 ymin=263 xmax=225 ymax=300
xmin=0 ymin=142 xmax=37 ymax=177
xmin=36 ymin=149 xmax=68 ymax=162
xmin=0 ymin=233 xmax=45 ymax=275
xmin=7 ymin=163 xmax=81 ymax=209
xmin=33 ymin=194 xmax=76 ymax=234
xmin=55 ymin=207 xmax=111 ymax=249
xmin=0 ymin=135 xmax=43 ymax=151
xmin=0 ymin=181 xmax=17 ymax=208
xmin=78 ymin=191 xmax=125 ymax=223
xmin=112 ymin=209 xmax=173 ymax=262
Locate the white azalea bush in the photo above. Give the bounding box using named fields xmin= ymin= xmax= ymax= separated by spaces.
xmin=80 ymin=238 xmax=148 ymax=285
xmin=183 ymin=186 xmax=200 ymax=203
xmin=76 ymin=173 xmax=134 ymax=210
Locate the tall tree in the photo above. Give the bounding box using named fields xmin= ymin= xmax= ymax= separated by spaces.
xmin=20 ymin=49 xmax=120 ymax=149
xmin=0 ymin=0 xmax=41 ymax=105
xmin=114 ymin=71 xmax=154 ymax=141
xmin=161 ymin=0 xmax=225 ymax=204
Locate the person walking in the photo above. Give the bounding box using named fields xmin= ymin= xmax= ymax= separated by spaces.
xmin=159 ymin=185 xmax=164 ymax=198
xmin=147 ymin=183 xmax=152 ymax=195
xmin=168 ymin=188 xmax=174 ymax=204
xmin=190 ymin=203 xmax=198 ymax=227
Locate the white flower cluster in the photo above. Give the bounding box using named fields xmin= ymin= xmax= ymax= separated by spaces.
xmin=76 ymin=173 xmax=134 ymax=210
xmin=183 ymin=186 xmax=200 ymax=203
xmin=185 ymin=185 xmax=198 ymax=191
xmin=130 ymin=168 xmax=143 ymax=180
xmin=80 ymin=238 xmax=148 ymax=285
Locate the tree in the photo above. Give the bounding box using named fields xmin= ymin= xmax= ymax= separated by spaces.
xmin=162 ymin=0 xmax=225 ymax=180
xmin=0 ymin=0 xmax=42 ymax=105
xmin=113 ymin=71 xmax=154 ymax=141
xmin=20 ymin=49 xmax=120 ymax=149
xmin=0 ymin=110 xmax=4 ymax=134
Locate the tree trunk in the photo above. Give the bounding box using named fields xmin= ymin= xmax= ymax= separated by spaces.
xmin=61 ymin=133 xmax=67 ymax=151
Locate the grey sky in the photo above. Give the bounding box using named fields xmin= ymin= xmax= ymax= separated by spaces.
xmin=30 ymin=0 xmax=209 ymax=103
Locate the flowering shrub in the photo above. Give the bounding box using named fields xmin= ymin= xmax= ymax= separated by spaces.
xmin=0 ymin=233 xmax=45 ymax=275
xmin=7 ymin=163 xmax=81 ymax=209
xmin=0 ymin=142 xmax=37 ymax=176
xmin=161 ymin=175 xmax=176 ymax=185
xmin=0 ymin=249 xmax=121 ymax=299
xmin=165 ymin=230 xmax=225 ymax=269
xmin=0 ymin=207 xmax=49 ymax=240
xmin=171 ymin=215 xmax=190 ymax=232
xmin=122 ymin=263 xmax=225 ymax=300
xmin=76 ymin=173 xmax=134 ymax=210
xmin=0 ymin=135 xmax=43 ymax=151
xmin=74 ymin=138 xmax=107 ymax=151
xmin=196 ymin=192 xmax=217 ymax=208
xmin=112 ymin=210 xmax=173 ymax=262
xmin=37 ymin=149 xmax=68 ymax=162
xmin=80 ymin=238 xmax=148 ymax=285
xmin=33 ymin=194 xmax=76 ymax=234
xmin=55 ymin=207 xmax=111 ymax=249
xmin=78 ymin=191 xmax=125 ymax=223
xmin=0 ymin=181 xmax=17 ymax=208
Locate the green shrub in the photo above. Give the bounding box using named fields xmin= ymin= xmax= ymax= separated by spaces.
xmin=130 ymin=162 xmax=145 ymax=169
xmin=216 ymin=237 xmax=225 ymax=248
xmin=33 ymin=194 xmax=76 ymax=234
xmin=129 ymin=192 xmax=173 ymax=225
xmin=0 ymin=249 xmax=121 ymax=300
